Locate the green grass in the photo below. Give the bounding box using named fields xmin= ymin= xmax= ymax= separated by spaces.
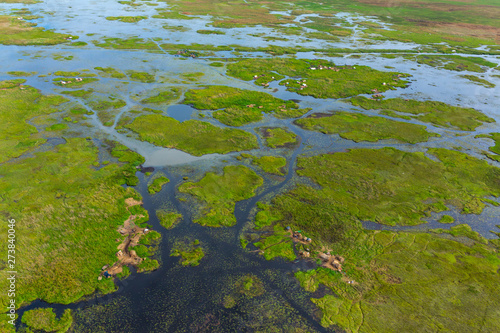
xmin=178 ymin=165 xmax=263 ymax=227
xmin=53 ymin=77 xmax=99 ymax=88
xmin=0 ymin=15 xmax=71 ymax=45
xmin=197 ymin=29 xmax=225 ymax=35
xmin=439 ymin=215 xmax=455 ymax=224
xmin=94 ymin=67 xmax=126 ymax=79
xmin=295 ymin=112 xmax=439 ymax=143
xmin=170 ymin=239 xmax=205 ymax=266
xmin=476 ymin=133 xmax=500 ymax=161
xmin=412 ymin=55 xmax=497 ymax=73
xmin=430 ymin=224 xmax=487 ymax=244
xmin=257 ymin=127 xmax=298 ymax=148
xmin=241 ymin=154 xmax=287 ymax=175
xmin=21 ymin=308 xmax=72 ymax=332
xmin=254 ymin=225 xmax=296 ymax=261
xmin=183 ymin=85 xmax=309 ymax=126
xmin=227 ymin=58 xmax=410 ymax=99
xmin=93 ymin=37 xmax=159 ymax=50
xmin=126 ymin=114 xmax=259 ymax=156
xmin=460 ymin=74 xmax=496 ymax=88
xmin=141 ymin=88 xmax=180 ymax=104
xmin=126 ymin=70 xmax=155 ymax=83
xmin=351 ymin=96 xmax=495 ymax=131
xmin=61 ymin=89 xmax=94 ymax=97
xmin=157 ymin=210 xmax=182 ymax=229
xmin=106 ymin=16 xmax=147 ymax=23
xmin=0 ymin=81 xmax=68 ymax=163
xmin=148 ymin=176 xmax=170 ymax=194
xmin=7 ymin=71 xmax=36 ymax=76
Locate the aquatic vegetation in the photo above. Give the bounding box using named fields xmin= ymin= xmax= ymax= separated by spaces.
xmin=170 ymin=239 xmax=205 ymax=266
xmin=126 ymin=70 xmax=155 ymax=83
xmin=197 ymin=29 xmax=225 ymax=35
xmin=0 ymin=15 xmax=71 ymax=45
xmin=106 ymin=16 xmax=148 ymax=23
xmin=141 ymin=88 xmax=180 ymax=104
xmin=179 ymin=165 xmax=263 ymax=227
xmin=430 ymin=224 xmax=487 ymax=244
xmin=94 ymin=66 xmax=126 ymax=79
xmin=257 ymin=127 xmax=298 ymax=148
xmin=412 ymin=55 xmax=497 ymax=73
xmin=21 ymin=308 xmax=72 ymax=332
xmin=227 ymin=58 xmax=409 ymax=99
xmin=476 ymin=132 xmax=500 ymax=162
xmin=126 ymin=114 xmax=259 ymax=155
xmin=148 ymin=176 xmax=170 ymax=194
xmin=93 ymin=37 xmax=159 ymax=50
xmin=241 ymin=154 xmax=287 ymax=176
xmin=61 ymin=89 xmax=94 ymax=98
xmin=157 ymin=210 xmax=182 ymax=229
xmin=439 ymin=215 xmax=455 ymax=224
xmin=183 ymin=85 xmax=309 ymax=126
xmin=351 ymin=96 xmax=495 ymax=131
xmin=53 ymin=77 xmax=99 ymax=88
xmin=460 ymin=74 xmax=496 ymax=88
xmin=137 ymin=258 xmax=160 ymax=272
xmin=223 ymin=274 xmax=265 ymax=308
xmin=0 ymin=81 xmax=68 ymax=163
xmin=253 ymin=225 xmax=296 ymax=261
xmin=295 ymin=112 xmax=439 ymax=143
xmin=7 ymin=70 xmax=36 ymax=76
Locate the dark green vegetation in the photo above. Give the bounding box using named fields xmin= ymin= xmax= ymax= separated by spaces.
xmin=0 ymin=81 xmax=68 ymax=163
xmin=222 ymin=274 xmax=265 ymax=308
xmin=476 ymin=132 xmax=500 ymax=162
xmin=197 ymin=29 xmax=225 ymax=35
xmin=170 ymin=238 xmax=205 ymax=266
xmin=148 ymin=176 xmax=170 ymax=194
xmin=94 ymin=67 xmax=126 ymax=79
xmin=21 ymin=308 xmax=72 ymax=332
xmin=87 ymin=97 xmax=126 ymax=126
xmin=183 ymin=85 xmax=309 ymax=126
xmin=0 ymin=15 xmax=71 ymax=45
xmin=430 ymin=224 xmax=487 ymax=243
xmin=157 ymin=210 xmax=182 ymax=229
xmin=241 ymin=154 xmax=287 ymax=176
xmin=439 ymin=215 xmax=455 ymax=224
xmin=257 ymin=127 xmax=298 ymax=148
xmin=460 ymin=74 xmax=496 ymax=88
xmin=126 ymin=114 xmax=259 ymax=155
xmin=106 ymin=16 xmax=147 ymax=23
xmin=131 ymin=230 xmax=162 ymax=272
xmin=126 ymin=70 xmax=155 ymax=83
xmin=412 ymin=55 xmax=497 ymax=73
xmin=179 ymin=165 xmax=263 ymax=227
xmin=253 ymin=225 xmax=296 ymax=261
xmin=295 ymin=112 xmax=439 ymax=143
xmin=7 ymin=71 xmax=36 ymax=76
xmin=141 ymin=88 xmax=181 ymax=104
xmin=53 ymin=77 xmax=99 ymax=88
xmin=93 ymin=37 xmax=159 ymax=50
xmin=61 ymin=89 xmax=93 ymax=98
xmin=0 ymin=138 xmax=145 ymax=307
xmin=351 ymin=96 xmax=495 ymax=131
xmin=227 ymin=58 xmax=410 ymax=99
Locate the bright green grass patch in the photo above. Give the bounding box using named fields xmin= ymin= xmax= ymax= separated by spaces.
xmin=148 ymin=176 xmax=170 ymax=194
xmin=126 ymin=70 xmax=155 ymax=83
xmin=257 ymin=127 xmax=298 ymax=148
xmin=412 ymin=55 xmax=497 ymax=73
xmin=295 ymin=112 xmax=439 ymax=143
xmin=141 ymin=88 xmax=180 ymax=104
xmin=21 ymin=308 xmax=72 ymax=332
xmin=184 ymin=85 xmax=309 ymax=126
xmin=439 ymin=215 xmax=455 ymax=224
xmin=242 ymin=154 xmax=287 ymax=175
xmin=460 ymin=74 xmax=496 ymax=88
xmin=227 ymin=58 xmax=409 ymax=99
xmin=137 ymin=258 xmax=159 ymax=272
xmin=87 ymin=97 xmax=126 ymax=111
xmin=304 ymin=31 xmax=339 ymax=41
xmin=0 ymin=82 xmax=68 ymax=163
xmin=209 ymin=61 xmax=224 ymax=67
xmin=93 ymin=37 xmax=159 ymax=50
xmin=94 ymin=67 xmax=126 ymax=79
xmin=106 ymin=16 xmax=147 ymax=23
xmin=0 ymin=15 xmax=71 ymax=45
xmin=180 ymin=72 xmax=204 ymax=82
xmin=61 ymin=89 xmax=93 ymax=98
xmin=430 ymin=224 xmax=487 ymax=244
xmin=53 ymin=71 xmax=96 ymax=77
xmin=296 ymin=148 xmax=500 ymax=226
xmin=52 ymin=77 xmax=99 ymax=88
xmin=157 ymin=210 xmax=182 ymax=229
xmin=0 ymin=138 xmax=144 ymax=308
xmin=126 ymin=114 xmax=258 ymax=156
xmin=7 ymin=71 xmax=36 ymax=76
xmin=476 ymin=132 xmax=500 ymax=161
xmin=45 ymin=123 xmax=68 ymax=131
xmin=178 ymin=165 xmax=263 ymax=227
xmin=170 ymin=239 xmax=205 ymax=266
xmin=253 ymin=225 xmax=296 ymax=261
xmin=351 ymin=96 xmax=494 ymax=131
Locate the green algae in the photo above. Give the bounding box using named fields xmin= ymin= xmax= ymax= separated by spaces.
xmin=460 ymin=74 xmax=496 ymax=88
xmin=141 ymin=88 xmax=180 ymax=104
xmin=148 ymin=175 xmax=170 ymax=194
xmin=241 ymin=154 xmax=287 ymax=176
xmin=21 ymin=308 xmax=72 ymax=332
xmin=170 ymin=238 xmax=205 ymax=266
xmin=178 ymin=165 xmax=263 ymax=227
xmin=157 ymin=210 xmax=182 ymax=229
xmin=257 ymin=127 xmax=298 ymax=148
xmin=0 ymin=82 xmax=68 ymax=163
xmin=183 ymin=85 xmax=308 ymax=126
xmin=351 ymin=96 xmax=495 ymax=131
xmin=227 ymin=58 xmax=409 ymax=99
xmin=106 ymin=16 xmax=147 ymax=23
xmin=295 ymin=112 xmax=439 ymax=144
xmin=94 ymin=67 xmax=126 ymax=79
xmin=126 ymin=114 xmax=259 ymax=156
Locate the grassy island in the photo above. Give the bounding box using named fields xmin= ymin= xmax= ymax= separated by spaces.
xmin=170 ymin=239 xmax=205 ymax=266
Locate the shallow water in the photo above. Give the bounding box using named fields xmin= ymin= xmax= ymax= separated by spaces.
xmin=3 ymin=0 xmax=500 ymax=331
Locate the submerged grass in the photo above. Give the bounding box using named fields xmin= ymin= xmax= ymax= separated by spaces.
xmin=178 ymin=165 xmax=263 ymax=227
xmin=460 ymin=74 xmax=496 ymax=88
xmin=351 ymin=96 xmax=495 ymax=131
xmin=126 ymin=114 xmax=258 ymax=155
xmin=295 ymin=112 xmax=439 ymax=143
